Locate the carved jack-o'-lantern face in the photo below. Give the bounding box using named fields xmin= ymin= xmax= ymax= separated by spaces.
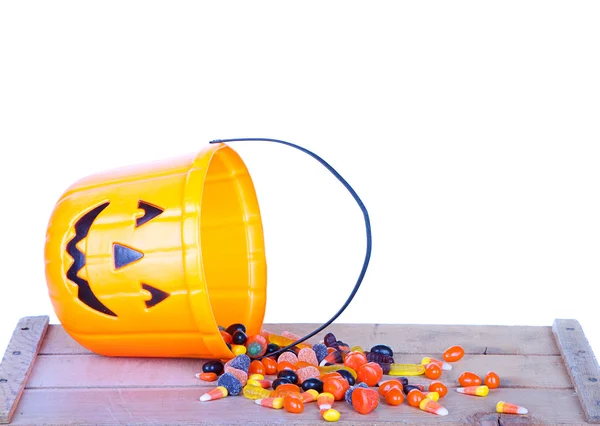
xmin=65 ymin=200 xmax=170 ymax=317
xmin=45 ymin=144 xmax=267 ymax=358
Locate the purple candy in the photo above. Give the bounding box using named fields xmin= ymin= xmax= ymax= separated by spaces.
xmin=228 ymin=354 xmax=250 ymax=373
xmin=217 ymin=372 xmax=243 ymax=396
xmin=312 ymin=343 xmax=328 ymax=364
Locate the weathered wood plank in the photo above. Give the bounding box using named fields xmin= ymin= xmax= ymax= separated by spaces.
xmin=9 ymin=387 xmax=587 ymax=425
xmin=552 ymin=319 xmax=600 ymax=424
xmin=26 ymin=352 xmax=572 ymax=390
xmin=0 ymin=316 xmax=49 ymax=424
xmin=39 ymin=325 xmax=91 ymax=355
xmin=40 ymin=323 xmax=560 ymax=356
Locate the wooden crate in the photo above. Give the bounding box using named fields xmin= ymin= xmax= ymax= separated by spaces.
xmin=1 ymin=317 xmax=599 ymax=425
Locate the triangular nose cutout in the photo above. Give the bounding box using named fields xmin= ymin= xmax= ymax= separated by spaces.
xmin=142 ymin=283 xmax=170 ymax=308
xmin=113 ymin=243 xmax=144 ymax=269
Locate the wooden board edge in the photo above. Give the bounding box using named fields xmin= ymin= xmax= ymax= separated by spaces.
xmin=552 ymin=318 xmax=600 ymax=424
xmin=0 ymin=316 xmax=49 ymax=424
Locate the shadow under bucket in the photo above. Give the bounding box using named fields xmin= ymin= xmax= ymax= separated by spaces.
xmin=45 ymin=143 xmax=266 ymax=359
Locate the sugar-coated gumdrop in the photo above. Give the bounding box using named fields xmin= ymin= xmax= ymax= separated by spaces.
xmin=277 ymin=351 xmax=299 ymax=365
xmin=345 ymin=382 xmax=368 ymax=406
xmin=313 ymin=343 xmax=328 ymax=364
xmin=217 ymin=372 xmax=243 ymax=396
xmin=228 ymin=354 xmax=251 ymax=373
xmin=297 ymin=366 xmax=320 ymax=383
xmin=351 ymin=387 xmax=380 ymax=414
xmin=298 ymin=347 xmax=319 ymax=366
xmin=225 ymin=366 xmax=248 ymax=386
xmin=281 ymin=330 xmax=301 ymax=341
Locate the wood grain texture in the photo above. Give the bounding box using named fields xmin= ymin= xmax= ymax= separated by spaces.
xmin=552 ymin=319 xmax=600 ymax=424
xmin=8 ymin=387 xmax=588 ymax=425
xmin=26 ymin=353 xmax=571 ymax=390
xmin=0 ymin=316 xmax=49 ymax=424
xmin=40 ymin=322 xmax=560 ymax=356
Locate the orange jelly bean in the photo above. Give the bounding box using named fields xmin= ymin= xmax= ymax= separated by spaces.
xmin=357 ymin=362 xmax=383 ymax=387
xmin=484 ymin=371 xmax=501 ymax=389
xmin=220 ymin=330 xmax=233 ymax=344
xmin=424 ymin=363 xmax=442 ymax=379
xmin=320 ymin=372 xmax=343 ymax=382
xmin=458 ymin=371 xmax=482 ymax=387
xmin=443 ymin=345 xmax=465 ymax=362
xmin=428 ymin=381 xmax=448 ymax=398
xmin=277 ymin=361 xmax=297 ymax=373
xmin=323 ymin=376 xmax=350 ymax=401
xmin=197 ymin=372 xmax=217 ymax=382
xmin=283 ymin=393 xmax=304 ymax=414
xmin=344 ymin=351 xmax=368 ymax=372
xmin=261 ymin=357 xmax=277 ymax=375
xmin=407 ymin=389 xmax=426 ymax=407
xmin=385 ymin=387 xmax=404 ymax=406
xmin=378 ymin=379 xmax=403 ymax=397
xmin=249 ymin=360 xmax=266 ymax=375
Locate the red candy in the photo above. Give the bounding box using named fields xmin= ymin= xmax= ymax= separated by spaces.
xmin=352 ymin=387 xmax=380 ymax=414
xmin=344 ymin=351 xmax=368 ymax=371
xmin=357 ymin=362 xmax=383 ymax=387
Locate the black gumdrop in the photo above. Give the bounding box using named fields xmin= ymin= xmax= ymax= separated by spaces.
xmin=301 ymin=378 xmax=324 ymax=393
xmin=272 ymin=377 xmax=292 ymax=390
xmin=337 ymin=369 xmax=356 ymax=386
xmin=231 ymin=330 xmax=247 ymax=345
xmin=397 ymin=377 xmax=409 ymax=387
xmin=370 ymin=344 xmax=394 ymax=357
xmin=202 ymin=360 xmax=224 ymax=376
xmin=226 ymin=323 xmax=246 ymax=335
xmin=277 ymin=369 xmax=299 ymax=385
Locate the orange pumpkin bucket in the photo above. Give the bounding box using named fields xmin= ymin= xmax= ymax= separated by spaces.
xmin=45 ymin=143 xmax=266 ymax=359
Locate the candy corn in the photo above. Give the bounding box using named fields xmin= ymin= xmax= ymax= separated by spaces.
xmin=496 ymin=401 xmax=528 ymax=414
xmin=199 ymin=386 xmax=228 ymax=402
xmin=456 ymin=385 xmax=489 ymax=397
xmin=419 ymin=397 xmax=449 ymax=416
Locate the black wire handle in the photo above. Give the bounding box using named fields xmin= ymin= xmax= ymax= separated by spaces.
xmin=209 ymin=138 xmax=372 ymax=359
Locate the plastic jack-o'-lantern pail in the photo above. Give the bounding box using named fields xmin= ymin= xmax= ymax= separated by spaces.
xmin=45 ymin=143 xmax=266 ymax=359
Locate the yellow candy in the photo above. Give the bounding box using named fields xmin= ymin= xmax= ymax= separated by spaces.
xmin=318 ymin=365 xmax=357 ymax=379
xmin=249 ymin=374 xmax=265 ymax=381
xmin=321 ymin=408 xmax=341 ymax=422
xmin=243 ymin=384 xmax=272 ymax=400
xmin=350 ymin=345 xmax=365 ymax=353
xmin=388 ymin=363 xmax=425 ymax=376
xmin=425 ymin=391 xmax=439 ymax=401
xmin=232 ymin=344 xmax=247 ymax=356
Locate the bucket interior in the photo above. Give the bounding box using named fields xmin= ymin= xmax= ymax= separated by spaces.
xmin=200 ymin=146 xmax=266 ymax=335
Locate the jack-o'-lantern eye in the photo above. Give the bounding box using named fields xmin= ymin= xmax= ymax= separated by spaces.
xmin=136 ymin=201 xmax=164 ymax=228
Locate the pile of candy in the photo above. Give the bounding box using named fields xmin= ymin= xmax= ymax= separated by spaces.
xmin=196 ymin=324 xmax=529 ymax=421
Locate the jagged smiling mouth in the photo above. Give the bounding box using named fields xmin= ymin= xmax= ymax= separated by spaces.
xmin=65 ymin=202 xmax=117 ymax=317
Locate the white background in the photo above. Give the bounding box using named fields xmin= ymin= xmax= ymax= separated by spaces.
xmin=1 ymin=2 xmax=599 ymax=358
